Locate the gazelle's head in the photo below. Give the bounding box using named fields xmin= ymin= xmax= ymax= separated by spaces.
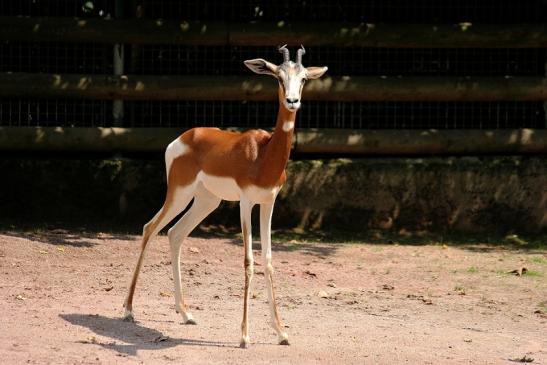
xmin=244 ymin=45 xmax=328 ymax=112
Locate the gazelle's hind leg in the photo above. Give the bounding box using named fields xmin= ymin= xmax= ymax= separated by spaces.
xmin=167 ymin=184 xmax=221 ymax=324
xmin=123 ymin=185 xmax=194 ymax=321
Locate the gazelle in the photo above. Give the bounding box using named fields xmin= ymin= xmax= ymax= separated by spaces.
xmin=122 ymin=45 xmax=328 ymax=348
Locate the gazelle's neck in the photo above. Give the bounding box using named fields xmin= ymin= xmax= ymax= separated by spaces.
xmin=271 ymin=103 xmax=296 ymax=162
xmin=259 ymin=92 xmax=297 ymax=185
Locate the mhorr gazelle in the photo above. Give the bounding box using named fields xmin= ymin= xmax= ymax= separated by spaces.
xmin=123 ymin=45 xmax=328 ymax=348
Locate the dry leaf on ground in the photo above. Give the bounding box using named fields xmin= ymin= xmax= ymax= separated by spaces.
xmin=508 ymin=355 xmax=534 ymax=363
xmin=507 ymin=267 xmax=528 ymax=276
xmin=304 ymin=270 xmax=317 ymax=278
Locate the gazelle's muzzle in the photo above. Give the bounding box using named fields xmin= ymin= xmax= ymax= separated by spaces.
xmin=284 ymin=98 xmax=301 ymax=111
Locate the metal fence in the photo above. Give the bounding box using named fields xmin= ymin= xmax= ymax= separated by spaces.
xmin=0 ymin=0 xmax=114 ymax=17
xmin=3 ymin=43 xmax=543 ymax=77
xmin=2 ymin=0 xmax=546 ymax=22
xmin=0 ymin=42 xmax=113 ymax=74
xmin=131 ymin=46 xmax=547 ymax=77
xmin=0 ymin=98 xmax=111 ymax=127
xmin=1 ymin=0 xmax=546 ymax=133
xmin=125 ymin=100 xmax=545 ymax=130
xmin=137 ymin=0 xmax=547 ymax=23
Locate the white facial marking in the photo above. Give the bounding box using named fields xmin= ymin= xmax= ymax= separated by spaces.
xmin=279 ymin=63 xmax=306 ymax=111
xmin=286 ymin=73 xmax=303 ymax=100
xmin=282 ymin=121 xmax=294 ymax=132
xmin=165 ymin=139 xmax=189 ymax=177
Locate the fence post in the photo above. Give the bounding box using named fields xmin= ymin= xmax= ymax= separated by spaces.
xmin=112 ymin=0 xmax=125 ymax=127
xmin=545 ymin=50 xmax=547 ymax=128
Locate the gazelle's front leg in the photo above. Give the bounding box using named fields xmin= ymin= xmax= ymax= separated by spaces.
xmin=239 ymin=199 xmax=254 ymax=348
xmin=260 ymin=202 xmax=289 ymax=345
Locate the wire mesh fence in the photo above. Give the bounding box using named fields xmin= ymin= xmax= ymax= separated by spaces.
xmin=0 ymin=42 xmax=113 ymax=74
xmin=0 ymin=97 xmax=543 ymax=129
xmin=0 ymin=0 xmax=546 ymax=130
xmin=0 ymin=98 xmax=111 ymax=127
xmin=2 ymin=0 xmax=543 ymax=22
xmin=0 ymin=0 xmax=115 ymax=17
xmin=3 ymin=43 xmax=544 ymax=77
xmin=131 ymin=46 xmax=547 ymax=77
xmin=137 ymin=0 xmax=547 ymax=23
xmin=125 ymin=100 xmax=545 ymax=130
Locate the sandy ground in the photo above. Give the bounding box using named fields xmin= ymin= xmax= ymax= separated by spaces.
xmin=0 ymin=229 xmax=546 ymax=364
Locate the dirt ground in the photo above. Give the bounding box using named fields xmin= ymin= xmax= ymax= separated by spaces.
xmin=0 ymin=229 xmax=546 ymax=365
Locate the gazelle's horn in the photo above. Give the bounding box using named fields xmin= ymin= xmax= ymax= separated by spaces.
xmin=278 ymin=44 xmax=290 ymax=63
xmin=296 ymin=45 xmax=306 ymax=64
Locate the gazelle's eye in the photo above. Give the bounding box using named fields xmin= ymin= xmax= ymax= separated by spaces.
xmin=301 ymin=79 xmax=306 ymax=84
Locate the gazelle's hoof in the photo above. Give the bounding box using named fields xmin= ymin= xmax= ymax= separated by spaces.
xmin=183 ymin=313 xmax=197 ymax=325
xmin=278 ymin=332 xmax=290 ymax=345
xmin=240 ymin=336 xmax=250 ymax=349
xmin=122 ymin=310 xmax=134 ymax=322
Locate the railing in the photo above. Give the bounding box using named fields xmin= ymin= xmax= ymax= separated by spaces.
xmin=1 ymin=14 xmax=546 ymax=154
xmin=2 ymin=73 xmax=547 ymax=102
xmin=1 ymin=18 xmax=546 ymax=48
xmin=2 ymin=127 xmax=546 ymax=155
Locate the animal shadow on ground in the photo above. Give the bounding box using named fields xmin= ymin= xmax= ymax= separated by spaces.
xmin=2 ymin=229 xmax=135 ymax=248
xmin=225 ymin=237 xmax=340 ymax=257
xmin=60 ymin=313 xmax=234 ymax=355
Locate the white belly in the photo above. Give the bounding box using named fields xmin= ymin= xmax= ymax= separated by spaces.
xmin=197 ymin=172 xmax=280 ymax=204
xmin=197 ymin=172 xmax=241 ymax=201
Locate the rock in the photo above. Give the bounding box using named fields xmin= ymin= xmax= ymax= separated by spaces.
xmin=318 ymin=290 xmax=329 ymax=298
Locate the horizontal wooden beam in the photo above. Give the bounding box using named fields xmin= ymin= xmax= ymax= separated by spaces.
xmin=0 ymin=73 xmax=274 ymax=101
xmin=234 ymin=22 xmax=547 ymax=48
xmin=2 ymin=73 xmax=547 ymax=101
xmin=1 ymin=17 xmax=546 ymax=47
xmin=0 ymin=127 xmax=177 ymax=152
xmin=295 ymin=129 xmax=547 ymax=155
xmin=1 ymin=127 xmax=546 ymax=155
xmin=0 ymin=17 xmax=228 ymax=45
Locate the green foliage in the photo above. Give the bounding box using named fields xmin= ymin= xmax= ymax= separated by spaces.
xmin=529 ymin=256 xmax=547 ymax=265
xmin=523 ymin=270 xmax=543 ymax=277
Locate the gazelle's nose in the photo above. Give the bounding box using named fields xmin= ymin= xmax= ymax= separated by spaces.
xmin=286 ymin=98 xmax=299 ymax=104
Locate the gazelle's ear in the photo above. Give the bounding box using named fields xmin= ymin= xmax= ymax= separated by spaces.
xmin=244 ymin=59 xmax=278 ymax=76
xmin=306 ymin=66 xmax=328 ymax=80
